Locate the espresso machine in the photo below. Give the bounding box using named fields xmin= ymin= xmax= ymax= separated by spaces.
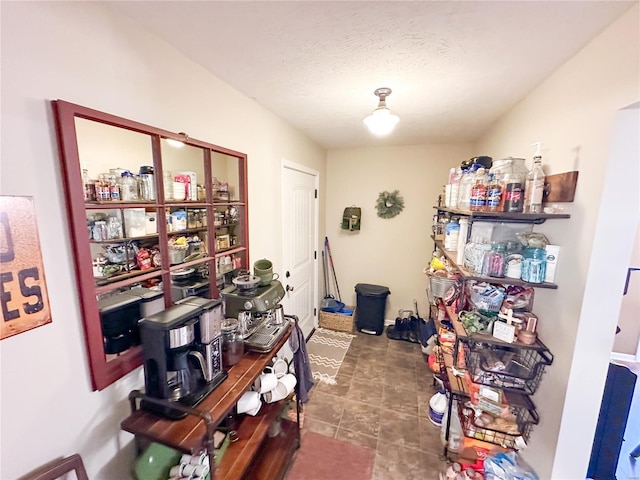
xmin=221 ymin=280 xmax=290 ymax=353
xmin=139 ymin=301 xmax=227 ymax=420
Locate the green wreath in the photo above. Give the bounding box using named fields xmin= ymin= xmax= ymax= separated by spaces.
xmin=376 ymin=190 xmax=404 ymax=219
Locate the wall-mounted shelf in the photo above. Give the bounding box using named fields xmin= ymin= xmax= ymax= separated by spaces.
xmin=433 ymin=206 xmax=570 ymax=224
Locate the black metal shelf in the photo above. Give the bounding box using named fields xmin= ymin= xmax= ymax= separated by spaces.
xmin=433 ymin=238 xmax=558 ymax=289
xmin=433 ymin=206 xmax=570 ymax=224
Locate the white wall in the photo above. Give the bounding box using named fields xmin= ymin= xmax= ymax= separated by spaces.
xmin=325 ymin=144 xmax=473 ymax=320
xmin=474 ymin=5 xmax=639 ymax=478
xmin=0 ymin=2 xmax=324 ymax=478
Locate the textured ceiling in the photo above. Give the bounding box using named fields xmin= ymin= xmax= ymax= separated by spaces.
xmin=107 ymin=1 xmax=634 ymax=149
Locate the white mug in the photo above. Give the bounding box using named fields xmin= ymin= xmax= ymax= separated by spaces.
xmin=278 ymin=373 xmax=297 ymax=396
xmin=253 ymin=372 xmax=278 ymax=393
xmin=237 ymin=391 xmax=260 ymax=414
xmin=272 ymin=358 xmax=289 ymax=378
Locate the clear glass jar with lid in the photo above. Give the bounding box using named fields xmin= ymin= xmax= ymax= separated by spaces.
xmin=221 ymin=318 xmax=244 ymax=367
xmin=489 ymin=157 xmax=528 ymax=212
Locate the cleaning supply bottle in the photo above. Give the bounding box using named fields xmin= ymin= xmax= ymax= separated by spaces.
xmin=429 ymin=388 xmax=447 ymax=427
xmin=524 ymin=142 xmax=546 ymax=213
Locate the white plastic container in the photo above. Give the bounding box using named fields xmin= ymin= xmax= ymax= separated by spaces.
xmin=429 ymin=389 xmax=447 ymax=427
xmin=456 ymin=218 xmax=469 ymax=265
xmin=123 ymin=208 xmax=146 ymax=238
xmin=444 ymin=220 xmax=460 ymax=251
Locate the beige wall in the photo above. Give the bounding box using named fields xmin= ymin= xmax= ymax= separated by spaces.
xmin=0 ymin=2 xmax=324 ymax=478
xmin=474 ymin=5 xmax=639 ymax=478
xmin=325 ymin=144 xmax=473 ymax=318
xmin=612 ymin=223 xmax=640 ymax=357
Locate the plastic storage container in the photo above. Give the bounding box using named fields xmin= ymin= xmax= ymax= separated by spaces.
xmin=354 ymin=283 xmax=390 ymax=335
xmin=489 ymin=157 xmax=528 ymax=212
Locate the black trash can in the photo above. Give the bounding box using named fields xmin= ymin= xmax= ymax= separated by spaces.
xmin=355 ymin=283 xmax=391 ymax=335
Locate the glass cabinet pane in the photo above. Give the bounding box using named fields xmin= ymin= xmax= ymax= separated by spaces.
xmin=161 ymin=139 xmax=207 ymax=202
xmin=211 ymin=152 xmax=241 ymax=202
xmin=75 ymin=118 xmax=156 ymax=203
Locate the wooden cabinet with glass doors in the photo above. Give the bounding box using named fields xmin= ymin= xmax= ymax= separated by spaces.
xmin=52 ymin=100 xmax=249 ymax=391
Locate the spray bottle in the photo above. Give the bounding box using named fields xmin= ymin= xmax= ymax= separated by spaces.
xmin=524 ymin=142 xmax=546 ymax=213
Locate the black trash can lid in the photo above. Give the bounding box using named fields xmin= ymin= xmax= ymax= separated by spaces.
xmin=355 ymin=283 xmax=390 ymax=297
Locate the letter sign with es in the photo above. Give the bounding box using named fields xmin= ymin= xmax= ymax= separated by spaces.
xmin=0 ymin=197 xmax=51 ymax=340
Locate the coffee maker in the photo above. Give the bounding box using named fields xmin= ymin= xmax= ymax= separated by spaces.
xmin=221 ymin=280 xmax=290 ymax=352
xmin=139 ymin=301 xmax=227 ymax=420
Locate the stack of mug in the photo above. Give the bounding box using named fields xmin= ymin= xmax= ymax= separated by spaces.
xmin=167 ymin=453 xmax=209 ymax=480
xmin=236 ymin=358 xmax=296 ymax=416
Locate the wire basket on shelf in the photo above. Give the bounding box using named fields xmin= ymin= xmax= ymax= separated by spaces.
xmin=457 ymin=392 xmax=539 ymax=449
xmin=461 ymin=340 xmax=553 ymax=395
xmin=426 ymin=274 xmax=458 ymax=305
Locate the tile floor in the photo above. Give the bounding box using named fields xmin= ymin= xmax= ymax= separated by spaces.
xmin=301 ymin=330 xmax=448 ymax=480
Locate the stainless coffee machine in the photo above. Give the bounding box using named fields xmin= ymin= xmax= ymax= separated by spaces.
xmin=139 ymin=300 xmax=227 ymax=419
xmin=221 ymin=280 xmax=290 ymax=353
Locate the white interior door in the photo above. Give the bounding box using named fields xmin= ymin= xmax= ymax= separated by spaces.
xmin=281 ymin=161 xmax=318 ymax=339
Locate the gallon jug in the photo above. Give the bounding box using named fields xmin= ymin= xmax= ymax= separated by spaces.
xmin=429 ymin=389 xmax=447 ymax=427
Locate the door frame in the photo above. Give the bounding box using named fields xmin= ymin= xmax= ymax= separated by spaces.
xmin=280 ymin=159 xmax=320 ymax=330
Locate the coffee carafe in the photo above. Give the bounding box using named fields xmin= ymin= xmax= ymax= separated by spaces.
xmin=139 ymin=302 xmax=227 ymax=420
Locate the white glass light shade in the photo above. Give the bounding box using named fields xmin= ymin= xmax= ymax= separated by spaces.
xmin=363 ymin=107 xmax=399 ymax=136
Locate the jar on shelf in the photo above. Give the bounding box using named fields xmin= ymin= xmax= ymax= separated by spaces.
xmin=521 ymin=247 xmax=547 ymax=283
xmin=221 ymin=318 xmax=244 ymax=367
xmin=120 ymin=171 xmax=139 ymax=201
xmin=489 ymin=157 xmax=528 ymax=212
xmin=482 ymin=243 xmax=506 ymax=278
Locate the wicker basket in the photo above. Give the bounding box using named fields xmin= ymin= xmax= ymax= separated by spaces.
xmin=319 ymin=306 xmax=356 ymax=333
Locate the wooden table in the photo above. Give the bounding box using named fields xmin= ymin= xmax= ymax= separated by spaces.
xmin=121 ymin=327 xmax=299 ymax=480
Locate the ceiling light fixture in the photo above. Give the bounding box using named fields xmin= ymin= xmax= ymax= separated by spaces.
xmin=363 ymin=87 xmax=399 ymax=136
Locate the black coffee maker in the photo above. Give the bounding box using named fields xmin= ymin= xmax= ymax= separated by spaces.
xmin=139 ymin=302 xmax=227 ymax=419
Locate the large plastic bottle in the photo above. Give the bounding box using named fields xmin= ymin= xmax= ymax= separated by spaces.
xmin=469 ymin=167 xmax=487 ymax=211
xmin=457 ymin=168 xmax=476 ymax=211
xmin=524 ymin=142 xmax=546 ymax=213
xmin=449 ymin=168 xmax=461 ymax=209
xmin=429 ymin=389 xmax=447 ymax=427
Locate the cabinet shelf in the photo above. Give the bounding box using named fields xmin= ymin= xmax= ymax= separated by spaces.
xmin=215 ymin=246 xmax=246 ymax=257
xmin=94 ymin=267 xmax=163 ymax=292
xmin=433 ymin=238 xmax=558 ymax=289
xmin=85 ymin=201 xmax=159 ymax=209
xmin=167 ymin=228 xmax=207 ymax=236
xmin=90 ymin=233 xmax=160 ymax=244
xmin=433 ymin=206 xmax=570 ymax=224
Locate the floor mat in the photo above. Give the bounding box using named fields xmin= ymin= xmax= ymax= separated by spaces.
xmin=307 ymin=327 xmax=354 ymax=385
xmin=285 ymin=431 xmax=374 ymax=480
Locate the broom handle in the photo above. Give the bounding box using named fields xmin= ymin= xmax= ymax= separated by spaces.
xmin=325 ymin=237 xmax=342 ymax=302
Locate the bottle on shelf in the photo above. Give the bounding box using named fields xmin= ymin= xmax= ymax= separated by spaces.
xmin=469 ymin=167 xmax=487 ymax=212
xmin=444 ymin=219 xmax=460 ymax=251
xmin=444 ymin=168 xmax=455 ymax=208
xmin=449 ymin=168 xmax=461 ymax=209
xmin=485 ymin=173 xmax=502 ymax=212
xmin=456 ymin=218 xmax=469 ymax=265
xmin=489 ymin=157 xmax=528 ymax=212
xmin=524 ymin=142 xmax=546 ymax=214
xmin=82 ymin=169 xmax=96 ymax=202
xmin=457 ymin=167 xmax=476 ymax=211
xmin=108 ymin=175 xmax=120 ymax=201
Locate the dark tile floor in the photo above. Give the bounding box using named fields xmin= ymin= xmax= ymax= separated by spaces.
xmin=302 ymin=330 xmax=448 ymax=480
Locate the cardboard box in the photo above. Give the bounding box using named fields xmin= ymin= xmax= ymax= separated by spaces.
xmin=545 ymin=245 xmax=560 ymax=283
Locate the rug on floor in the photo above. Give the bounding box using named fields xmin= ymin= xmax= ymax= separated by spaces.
xmin=285 ymin=431 xmax=374 ymax=480
xmin=307 ymin=327 xmax=354 ymax=385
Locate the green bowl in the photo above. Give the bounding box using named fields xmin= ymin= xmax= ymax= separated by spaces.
xmin=133 ymin=442 xmax=181 ymax=480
